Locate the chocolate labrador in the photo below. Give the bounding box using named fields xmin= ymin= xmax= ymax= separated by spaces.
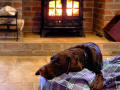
xmin=35 ymin=42 xmax=103 ymax=90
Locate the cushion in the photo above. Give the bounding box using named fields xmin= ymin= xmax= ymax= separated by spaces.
xmin=39 ymin=56 xmax=120 ymax=90
xmin=0 ymin=6 xmax=17 ymax=24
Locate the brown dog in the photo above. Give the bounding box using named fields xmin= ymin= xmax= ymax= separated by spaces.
xmin=35 ymin=42 xmax=103 ymax=90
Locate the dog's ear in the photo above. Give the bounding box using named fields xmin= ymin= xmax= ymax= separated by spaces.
xmin=74 ymin=42 xmax=103 ymax=74
xmin=66 ymin=56 xmax=71 ymax=62
xmin=66 ymin=56 xmax=71 ymax=74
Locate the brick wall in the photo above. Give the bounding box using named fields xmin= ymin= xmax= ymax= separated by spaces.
xmin=93 ymin=0 xmax=120 ymax=36
xmin=0 ymin=0 xmax=22 ymax=18
xmin=93 ymin=0 xmax=105 ymax=35
xmin=83 ymin=0 xmax=94 ymax=32
xmin=23 ymin=0 xmax=41 ymax=32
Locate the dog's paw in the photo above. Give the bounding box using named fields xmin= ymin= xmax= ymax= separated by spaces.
xmin=90 ymin=75 xmax=103 ymax=90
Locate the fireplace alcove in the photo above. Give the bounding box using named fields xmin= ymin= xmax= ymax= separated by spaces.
xmin=40 ymin=0 xmax=84 ymax=37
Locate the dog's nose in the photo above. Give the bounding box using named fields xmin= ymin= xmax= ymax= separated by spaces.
xmin=35 ymin=68 xmax=42 ymax=75
xmin=35 ymin=70 xmax=40 ymax=75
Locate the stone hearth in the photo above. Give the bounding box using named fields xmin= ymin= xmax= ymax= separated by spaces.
xmin=0 ymin=32 xmax=119 ymax=56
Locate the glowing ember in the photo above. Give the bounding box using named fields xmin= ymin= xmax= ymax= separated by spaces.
xmin=73 ymin=9 xmax=79 ymax=16
xmin=49 ymin=1 xmax=55 ymax=8
xmin=49 ymin=9 xmax=55 ymax=16
xmin=56 ymin=0 xmax=62 ymax=8
xmin=49 ymin=0 xmax=79 ymax=16
xmin=67 ymin=0 xmax=72 ymax=8
xmin=66 ymin=9 xmax=72 ymax=16
xmin=56 ymin=9 xmax=62 ymax=16
xmin=73 ymin=1 xmax=79 ymax=8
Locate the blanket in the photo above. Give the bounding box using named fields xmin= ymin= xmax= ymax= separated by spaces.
xmin=39 ymin=56 xmax=120 ymax=90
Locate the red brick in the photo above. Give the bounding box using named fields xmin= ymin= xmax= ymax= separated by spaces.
xmin=113 ymin=10 xmax=120 ymax=15
xmin=3 ymin=2 xmax=12 ymax=6
xmin=23 ymin=1 xmax=41 ymax=6
xmin=25 ymin=22 xmax=40 ymax=26
xmin=114 ymin=0 xmax=120 ymax=2
xmin=83 ymin=22 xmax=92 ymax=28
xmin=32 ymin=17 xmax=41 ymax=21
xmin=0 ymin=3 xmax=2 ymax=6
xmin=114 ymin=4 xmax=120 ymax=9
xmin=25 ymin=22 xmax=34 ymax=26
xmin=105 ymin=3 xmax=115 ymax=9
xmin=84 ymin=12 xmax=93 ymax=17
xmin=105 ymin=0 xmax=114 ymax=2
xmin=84 ymin=2 xmax=94 ymax=8
xmin=24 ymin=12 xmax=36 ymax=16
xmin=104 ymin=10 xmax=113 ymax=15
xmin=32 ymin=7 xmax=41 ymax=11
xmin=84 ymin=18 xmax=93 ymax=22
xmin=13 ymin=2 xmax=22 ymax=8
xmin=24 ymin=7 xmax=32 ymax=11
xmin=84 ymin=8 xmax=93 ymax=12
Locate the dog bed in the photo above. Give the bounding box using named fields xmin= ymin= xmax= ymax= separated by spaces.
xmin=39 ymin=56 xmax=120 ymax=90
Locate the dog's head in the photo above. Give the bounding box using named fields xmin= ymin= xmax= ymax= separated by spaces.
xmin=35 ymin=49 xmax=85 ymax=80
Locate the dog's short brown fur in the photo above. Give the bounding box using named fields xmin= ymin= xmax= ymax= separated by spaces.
xmin=35 ymin=42 xmax=103 ymax=90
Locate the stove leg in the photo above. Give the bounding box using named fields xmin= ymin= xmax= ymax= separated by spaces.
xmin=76 ymin=31 xmax=85 ymax=37
xmin=41 ymin=31 xmax=47 ymax=37
xmin=81 ymin=31 xmax=85 ymax=37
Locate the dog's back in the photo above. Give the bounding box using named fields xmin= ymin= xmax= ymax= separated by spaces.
xmin=67 ymin=42 xmax=103 ymax=74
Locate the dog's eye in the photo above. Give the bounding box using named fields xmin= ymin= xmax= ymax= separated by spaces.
xmin=53 ymin=59 xmax=61 ymax=65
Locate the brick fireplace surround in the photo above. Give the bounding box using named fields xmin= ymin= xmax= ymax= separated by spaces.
xmin=0 ymin=0 xmax=120 ymax=36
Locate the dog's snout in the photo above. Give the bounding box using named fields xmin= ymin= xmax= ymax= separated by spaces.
xmin=35 ymin=67 xmax=44 ymax=75
xmin=35 ymin=69 xmax=40 ymax=75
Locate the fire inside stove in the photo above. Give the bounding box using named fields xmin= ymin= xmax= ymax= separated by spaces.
xmin=49 ymin=0 xmax=79 ymax=16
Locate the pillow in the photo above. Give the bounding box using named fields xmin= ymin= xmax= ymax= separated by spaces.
xmin=0 ymin=6 xmax=17 ymax=24
xmin=0 ymin=6 xmax=17 ymax=16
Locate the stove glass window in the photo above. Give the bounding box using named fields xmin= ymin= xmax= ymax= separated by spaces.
xmin=66 ymin=0 xmax=79 ymax=16
xmin=49 ymin=0 xmax=62 ymax=16
xmin=49 ymin=0 xmax=79 ymax=16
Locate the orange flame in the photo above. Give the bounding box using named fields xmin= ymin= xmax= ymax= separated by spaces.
xmin=56 ymin=0 xmax=62 ymax=8
xmin=67 ymin=0 xmax=72 ymax=8
xmin=49 ymin=9 xmax=55 ymax=16
xmin=49 ymin=0 xmax=79 ymax=16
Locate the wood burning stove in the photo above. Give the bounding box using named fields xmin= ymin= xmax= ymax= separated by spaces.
xmin=40 ymin=0 xmax=84 ymax=37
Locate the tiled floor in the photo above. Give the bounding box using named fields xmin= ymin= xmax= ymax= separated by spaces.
xmin=0 ymin=56 xmax=50 ymax=90
xmin=0 ymin=56 xmax=114 ymax=90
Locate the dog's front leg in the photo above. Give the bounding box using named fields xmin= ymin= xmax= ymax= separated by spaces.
xmin=90 ymin=74 xmax=103 ymax=90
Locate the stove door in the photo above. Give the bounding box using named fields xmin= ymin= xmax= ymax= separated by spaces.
xmin=44 ymin=0 xmax=82 ymax=27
